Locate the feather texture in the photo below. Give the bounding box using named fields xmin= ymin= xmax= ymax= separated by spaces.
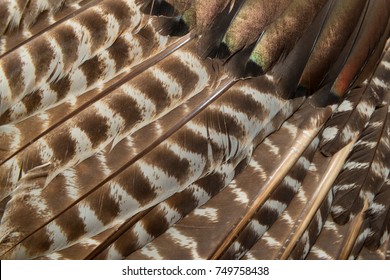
xmin=0 ymin=0 xmax=389 ymax=260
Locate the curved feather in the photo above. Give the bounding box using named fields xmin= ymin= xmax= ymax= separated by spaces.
xmin=248 ymin=0 xmax=329 ymax=74
xmin=0 ymin=0 xmax=86 ymax=34
xmin=331 ymin=101 xmax=390 ymax=224
xmin=364 ymin=175 xmax=390 ymax=250
xmin=331 ymin=0 xmax=390 ymax=97
xmin=298 ymin=0 xmax=366 ymax=93
xmin=0 ymin=0 xmax=389 ymax=260
xmin=0 ymin=1 xmax=99 ymax=57
xmin=0 ymin=22 xmax=171 ymax=125
xmin=0 ymin=0 xmax=143 ymax=115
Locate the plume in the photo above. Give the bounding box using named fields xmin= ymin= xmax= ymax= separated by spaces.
xmin=0 ymin=0 xmax=390 ymax=260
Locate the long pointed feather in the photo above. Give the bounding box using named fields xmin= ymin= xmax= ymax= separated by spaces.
xmin=298 ymin=0 xmax=367 ymax=93
xmin=331 ymin=0 xmax=390 ymax=97
xmin=0 ymin=1 xmax=100 ymax=57
xmin=0 ymin=72 xmax=293 ymax=259
xmin=331 ymin=101 xmax=390 ymax=224
xmin=0 ymin=0 xmax=143 ymax=115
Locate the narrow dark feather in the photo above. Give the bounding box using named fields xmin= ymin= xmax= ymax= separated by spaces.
xmin=221 ymin=136 xmax=319 ymax=260
xmin=243 ymin=126 xmax=336 ymax=259
xmin=289 ymin=190 xmax=332 ymax=259
xmin=299 ymin=0 xmax=367 ymax=93
xmin=320 ymin=42 xmax=390 ymax=156
xmin=269 ymin=0 xmax=333 ymax=98
xmin=364 ymin=175 xmax=390 ymax=250
xmin=331 ymin=0 xmax=390 ymax=97
xmin=275 ymin=138 xmax=356 ymax=259
xmin=248 ymin=0 xmax=329 ymax=74
xmin=320 ymin=87 xmax=375 ymax=156
xmin=331 ymin=102 xmax=390 ymax=224
xmin=0 ymin=1 xmax=99 ymax=57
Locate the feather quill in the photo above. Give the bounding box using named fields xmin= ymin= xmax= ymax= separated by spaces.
xmin=0 ymin=0 xmax=389 ymax=260
xmin=331 ymin=102 xmax=390 ymax=225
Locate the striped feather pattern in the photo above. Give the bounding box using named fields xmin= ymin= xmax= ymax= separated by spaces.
xmin=222 ymin=136 xmax=320 ymax=260
xmin=0 ymin=42 xmax=217 ymax=199
xmin=0 ymin=0 xmax=389 ymax=260
xmin=0 ymin=73 xmax=293 ymax=259
xmin=331 ymin=102 xmax=390 ymax=225
xmin=0 ymin=22 xmax=170 ymax=124
xmin=364 ymin=175 xmax=390 ymax=250
xmin=0 ymin=0 xmax=85 ymax=34
xmin=0 ymin=0 xmax=142 ymax=115
xmin=320 ymin=44 xmax=390 ymax=155
xmin=0 ymin=1 xmax=98 ymax=56
xmin=243 ymin=152 xmax=334 ymax=260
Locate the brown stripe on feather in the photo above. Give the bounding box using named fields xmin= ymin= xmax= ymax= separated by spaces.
xmin=0 ymin=22 xmax=169 ymax=125
xmin=0 ymin=0 xmax=142 ymax=115
xmin=96 ymin=165 xmax=234 ymax=259
xmin=221 ymin=137 xmax=319 ymax=259
xmin=331 ymin=103 xmax=390 ymax=225
xmin=0 ymin=38 xmax=206 ymax=199
xmin=0 ymin=1 xmax=99 ymax=57
xmin=289 ymin=190 xmax=332 ymax=259
xmin=52 ymin=24 xmax=80 ymax=72
xmin=26 ymin=37 xmax=57 ymax=86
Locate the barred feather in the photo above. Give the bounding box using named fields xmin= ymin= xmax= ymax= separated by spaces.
xmin=321 ymin=44 xmax=390 ymax=155
xmin=363 ymin=175 xmax=390 ymax=250
xmin=0 ymin=0 xmax=85 ymax=34
xmin=222 ymin=135 xmax=320 ymax=260
xmin=0 ymin=22 xmax=171 ymax=124
xmin=0 ymin=0 xmax=143 ymax=115
xmin=0 ymin=0 xmax=390 ymax=260
xmin=331 ymin=102 xmax=390 ymax=225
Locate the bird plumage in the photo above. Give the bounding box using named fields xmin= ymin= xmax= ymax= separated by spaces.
xmin=0 ymin=0 xmax=389 ymax=260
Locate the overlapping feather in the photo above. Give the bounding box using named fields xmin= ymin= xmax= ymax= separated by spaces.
xmin=0 ymin=0 xmax=389 ymax=260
